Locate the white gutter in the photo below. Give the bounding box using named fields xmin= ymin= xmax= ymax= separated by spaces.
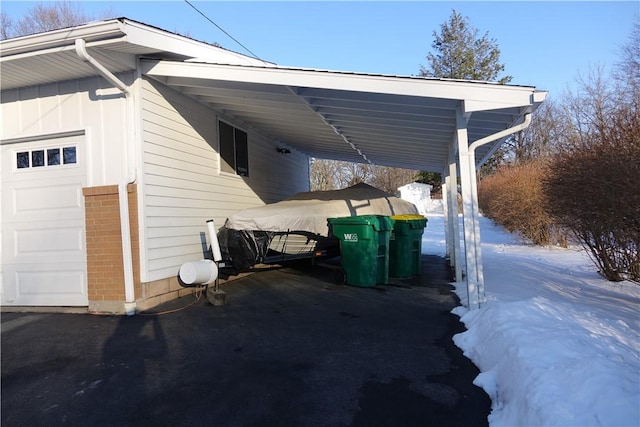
xmin=1 ymin=20 xmax=125 ymax=57
xmin=75 ymin=38 xmax=138 ymax=316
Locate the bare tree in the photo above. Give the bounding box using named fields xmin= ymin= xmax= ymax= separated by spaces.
xmin=543 ymin=25 xmax=640 ymax=282
xmin=614 ymin=19 xmax=640 ymax=103
xmin=309 ymin=159 xmax=339 ymax=191
xmin=0 ymin=12 xmax=13 ymax=40
xmin=341 ymin=162 xmax=372 ymax=188
xmin=561 ymin=65 xmax=619 ymax=151
xmin=486 ymin=22 xmax=638 ymax=170
xmin=368 ymin=165 xmax=417 ymax=195
xmin=544 ymin=102 xmax=640 ymax=281
xmin=497 ymin=100 xmax=568 ymax=166
xmin=309 ymin=159 xmax=417 ymax=194
xmin=309 ymin=159 xmax=368 ymax=191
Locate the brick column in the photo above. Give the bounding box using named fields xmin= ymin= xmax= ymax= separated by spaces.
xmin=83 ymin=184 xmax=140 ymax=313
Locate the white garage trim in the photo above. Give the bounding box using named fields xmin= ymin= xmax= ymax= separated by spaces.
xmin=1 ymin=133 xmax=88 ymax=306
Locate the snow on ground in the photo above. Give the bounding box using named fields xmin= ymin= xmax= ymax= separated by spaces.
xmin=422 ymin=213 xmax=640 ymax=427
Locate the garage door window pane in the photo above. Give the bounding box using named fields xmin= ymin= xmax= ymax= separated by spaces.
xmin=63 ymin=147 xmax=77 ymax=164
xmin=32 ymin=150 xmax=45 ymax=167
xmin=17 ymin=152 xmax=30 ymax=168
xmin=47 ymin=148 xmax=61 ymax=165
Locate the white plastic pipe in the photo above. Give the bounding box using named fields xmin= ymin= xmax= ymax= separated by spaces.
xmin=76 ymin=38 xmax=137 ymax=315
xmin=469 ymin=113 xmax=532 ymax=153
xmin=179 ymin=260 xmax=218 ymax=285
xmin=458 ymin=112 xmax=533 ymax=310
xmin=75 ymin=39 xmax=130 ymax=94
xmin=207 ymin=219 xmax=223 ymax=262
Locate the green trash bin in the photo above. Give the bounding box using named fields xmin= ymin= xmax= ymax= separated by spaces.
xmin=389 ymin=214 xmax=428 ymax=278
xmin=328 ymin=215 xmax=394 ymax=287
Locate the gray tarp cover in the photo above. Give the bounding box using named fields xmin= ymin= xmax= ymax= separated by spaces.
xmin=224 ymin=183 xmax=419 ymax=236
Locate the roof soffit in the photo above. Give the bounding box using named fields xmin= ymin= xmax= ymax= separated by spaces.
xmin=141 ymin=59 xmax=544 ymax=171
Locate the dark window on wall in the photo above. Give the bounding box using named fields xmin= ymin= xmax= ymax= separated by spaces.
xmin=234 ymin=129 xmax=248 ymax=176
xmin=218 ymin=120 xmax=249 ymax=177
xmin=219 ymin=121 xmax=235 ymax=174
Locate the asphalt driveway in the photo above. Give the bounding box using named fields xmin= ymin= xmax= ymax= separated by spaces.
xmin=1 ymin=255 xmax=490 ymax=426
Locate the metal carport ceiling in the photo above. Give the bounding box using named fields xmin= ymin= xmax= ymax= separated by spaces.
xmin=140 ymin=59 xmax=546 ymax=173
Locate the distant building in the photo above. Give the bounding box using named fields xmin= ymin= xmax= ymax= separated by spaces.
xmin=398 ymin=182 xmax=444 ymax=215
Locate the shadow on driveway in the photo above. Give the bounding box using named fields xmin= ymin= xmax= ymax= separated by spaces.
xmin=1 ymin=255 xmax=490 ymax=426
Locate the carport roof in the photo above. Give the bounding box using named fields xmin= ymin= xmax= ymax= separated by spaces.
xmin=141 ymin=60 xmax=546 ymax=171
xmin=1 ymin=17 xmax=547 ymax=172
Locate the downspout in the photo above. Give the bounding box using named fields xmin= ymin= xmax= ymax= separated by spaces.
xmin=461 ymin=111 xmax=532 ymax=309
xmin=75 ymin=39 xmax=138 ymax=315
xmin=469 ymin=113 xmax=532 ymax=153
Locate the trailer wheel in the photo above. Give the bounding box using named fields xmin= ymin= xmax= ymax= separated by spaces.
xmin=334 ymin=268 xmax=346 ymax=285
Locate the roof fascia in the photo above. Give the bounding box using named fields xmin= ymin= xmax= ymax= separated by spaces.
xmin=121 ymin=19 xmax=269 ymax=66
xmin=141 ymin=59 xmax=540 ymax=112
xmin=1 ymin=18 xmax=268 ymax=66
xmin=0 ymin=19 xmax=126 ymax=57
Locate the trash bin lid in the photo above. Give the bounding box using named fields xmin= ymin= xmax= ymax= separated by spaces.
xmin=328 ymin=215 xmax=393 ymax=231
xmin=390 ymin=214 xmax=427 ymax=228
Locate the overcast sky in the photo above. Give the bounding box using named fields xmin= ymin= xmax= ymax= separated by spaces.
xmin=2 ymin=1 xmax=638 ymax=98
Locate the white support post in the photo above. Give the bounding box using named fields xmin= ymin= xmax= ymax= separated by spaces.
xmin=469 ymin=153 xmax=485 ymax=304
xmin=441 ymin=176 xmax=450 ymax=261
xmin=456 ymin=108 xmax=485 ymax=309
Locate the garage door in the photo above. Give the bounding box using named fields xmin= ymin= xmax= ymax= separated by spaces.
xmin=1 ymin=135 xmax=88 ymax=306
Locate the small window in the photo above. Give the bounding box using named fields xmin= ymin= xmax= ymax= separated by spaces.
xmin=17 ymin=152 xmax=30 ymax=168
xmin=63 ymin=147 xmax=77 ymax=164
xmin=234 ymin=128 xmax=249 ymax=177
xmin=218 ymin=120 xmax=249 ymax=177
xmin=219 ymin=121 xmax=235 ymax=174
xmin=32 ymin=150 xmax=45 ymax=167
xmin=47 ymin=148 xmax=61 ymax=165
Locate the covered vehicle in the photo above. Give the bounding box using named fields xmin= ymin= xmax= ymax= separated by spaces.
xmin=217 ymin=183 xmax=418 ymax=270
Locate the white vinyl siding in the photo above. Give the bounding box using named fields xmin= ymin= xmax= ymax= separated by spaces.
xmin=0 ymin=75 xmax=132 ymax=186
xmin=140 ymin=78 xmax=309 ymax=282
